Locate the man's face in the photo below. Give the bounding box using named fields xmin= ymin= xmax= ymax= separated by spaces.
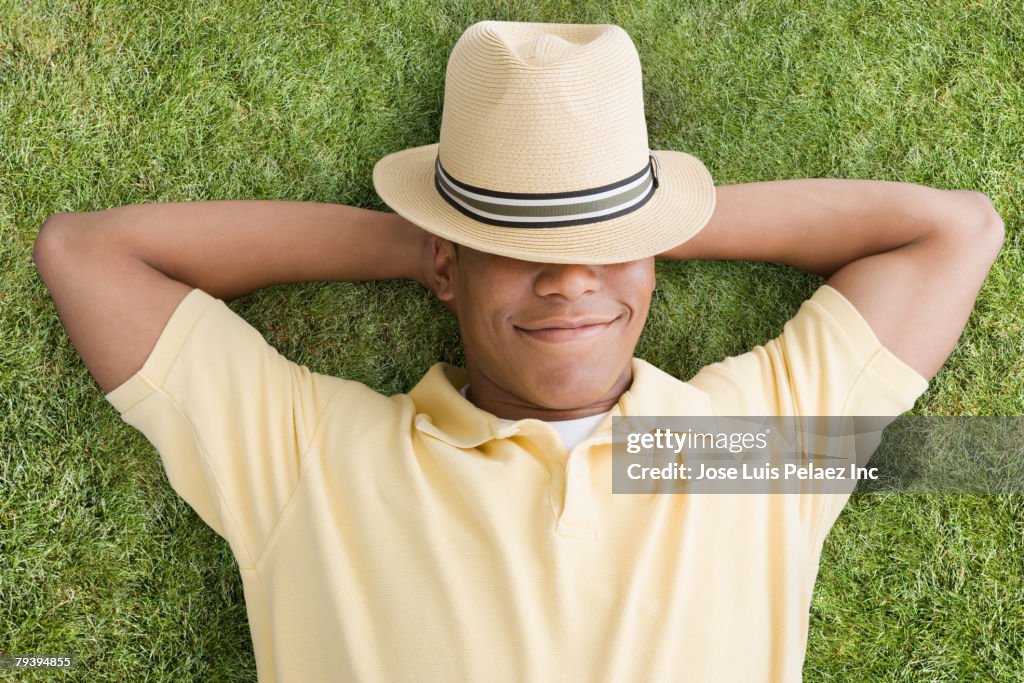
xmin=430 ymin=239 xmax=655 ymax=420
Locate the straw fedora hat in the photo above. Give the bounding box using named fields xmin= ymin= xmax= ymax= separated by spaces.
xmin=373 ymin=20 xmax=716 ymax=265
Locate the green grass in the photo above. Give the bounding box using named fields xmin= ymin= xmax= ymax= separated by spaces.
xmin=2 ymin=0 xmax=1022 ymax=680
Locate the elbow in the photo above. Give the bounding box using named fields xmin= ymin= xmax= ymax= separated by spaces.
xmin=972 ymin=192 xmax=1006 ymax=263
xmin=33 ymin=212 xmax=93 ymax=278
xmin=33 ymin=213 xmax=74 ymax=266
xmin=945 ymin=190 xmax=1005 ymax=263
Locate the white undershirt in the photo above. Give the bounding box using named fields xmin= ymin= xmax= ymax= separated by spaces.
xmin=459 ymin=384 xmax=609 ymax=451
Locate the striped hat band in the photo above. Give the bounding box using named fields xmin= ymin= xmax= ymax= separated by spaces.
xmin=434 ymin=153 xmax=661 ymax=229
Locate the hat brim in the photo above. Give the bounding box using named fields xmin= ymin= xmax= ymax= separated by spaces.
xmin=373 ymin=144 xmax=716 ymax=265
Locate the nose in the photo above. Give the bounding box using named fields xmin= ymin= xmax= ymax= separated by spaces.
xmin=533 ymin=263 xmax=601 ymax=300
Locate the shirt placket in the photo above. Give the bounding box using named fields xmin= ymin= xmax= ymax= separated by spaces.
xmin=553 ymin=443 xmax=600 ymax=540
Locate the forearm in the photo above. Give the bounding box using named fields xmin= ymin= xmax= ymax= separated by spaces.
xmin=51 ymin=200 xmax=427 ymax=301
xmin=658 ymin=177 xmax=1004 ymax=380
xmin=660 ymin=178 xmax=977 ymax=277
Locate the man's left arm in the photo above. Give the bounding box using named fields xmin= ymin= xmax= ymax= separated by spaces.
xmin=661 ymin=178 xmax=1006 ymax=381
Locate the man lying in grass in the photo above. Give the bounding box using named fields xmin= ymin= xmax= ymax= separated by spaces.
xmin=33 ymin=20 xmax=1004 ymax=683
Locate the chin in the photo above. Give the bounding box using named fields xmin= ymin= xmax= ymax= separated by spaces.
xmin=522 ymin=366 xmax=621 ymax=409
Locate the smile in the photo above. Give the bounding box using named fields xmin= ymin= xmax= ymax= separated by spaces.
xmin=514 ymin=315 xmax=623 ymax=343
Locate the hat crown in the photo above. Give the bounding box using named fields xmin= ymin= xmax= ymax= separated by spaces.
xmin=517 ymin=33 xmax=579 ymax=66
xmin=438 ymin=21 xmax=650 ymax=193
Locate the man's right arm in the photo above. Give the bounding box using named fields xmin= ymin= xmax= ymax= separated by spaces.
xmin=32 ymin=201 xmax=429 ymax=395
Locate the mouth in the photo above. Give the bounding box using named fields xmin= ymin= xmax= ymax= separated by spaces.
xmin=514 ymin=314 xmax=624 ymax=343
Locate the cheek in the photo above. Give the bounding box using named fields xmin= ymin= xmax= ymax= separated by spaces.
xmin=636 ymin=265 xmax=657 ymax=294
xmin=621 ymin=267 xmax=656 ymax=316
xmin=456 ymin=285 xmax=517 ymax=348
xmin=615 ymin=259 xmax=655 ymax=291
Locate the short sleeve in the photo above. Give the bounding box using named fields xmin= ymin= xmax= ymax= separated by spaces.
xmin=104 ymin=288 xmax=350 ymax=567
xmin=686 ymin=284 xmax=931 ymax=544
xmin=687 ymin=284 xmax=929 ymax=417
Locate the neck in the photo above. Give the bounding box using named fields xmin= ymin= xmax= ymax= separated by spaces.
xmin=462 ymin=363 xmax=632 ymax=421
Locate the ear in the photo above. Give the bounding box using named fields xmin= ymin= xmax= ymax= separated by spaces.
xmin=426 ymin=237 xmax=458 ymax=314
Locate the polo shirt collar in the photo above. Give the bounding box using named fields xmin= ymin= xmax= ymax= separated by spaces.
xmin=408 ymin=358 xmax=713 ymax=448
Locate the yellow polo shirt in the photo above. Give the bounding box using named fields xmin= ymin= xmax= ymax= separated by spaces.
xmin=104 ymin=284 xmax=928 ymax=682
